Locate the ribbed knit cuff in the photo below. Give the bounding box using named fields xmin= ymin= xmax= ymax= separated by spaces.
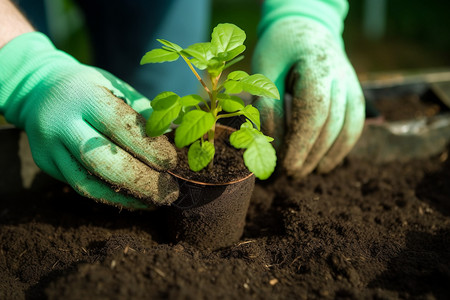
xmin=258 ymin=0 xmax=348 ymax=38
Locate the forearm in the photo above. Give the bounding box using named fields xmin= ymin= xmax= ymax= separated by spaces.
xmin=0 ymin=0 xmax=34 ymax=48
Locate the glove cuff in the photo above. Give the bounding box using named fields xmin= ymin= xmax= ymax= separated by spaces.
xmin=258 ymin=0 xmax=348 ymax=40
xmin=0 ymin=32 xmax=78 ymax=127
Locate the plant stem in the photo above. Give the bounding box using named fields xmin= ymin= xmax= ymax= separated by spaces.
xmin=207 ymin=126 xmax=215 ymax=170
xmin=217 ymin=111 xmax=244 ymax=120
xmin=208 ymin=127 xmax=215 ymax=146
xmin=180 ymin=54 xmax=212 ymax=99
xmin=207 ymin=72 xmax=222 ymax=170
xmin=209 ymin=75 xmax=217 ymax=113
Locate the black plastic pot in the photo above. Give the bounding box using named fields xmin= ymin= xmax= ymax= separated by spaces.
xmin=165 ymin=125 xmax=255 ymax=250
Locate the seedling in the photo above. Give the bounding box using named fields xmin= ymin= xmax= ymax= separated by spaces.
xmin=140 ymin=23 xmax=279 ymax=180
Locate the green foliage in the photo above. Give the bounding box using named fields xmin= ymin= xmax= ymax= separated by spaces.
xmin=230 ymin=121 xmax=276 ymax=180
xmin=224 ymin=72 xmax=280 ymax=99
xmin=146 ymin=92 xmax=181 ymax=137
xmin=174 ymin=110 xmax=215 ymax=148
xmin=140 ymin=49 xmax=180 ymax=64
xmin=241 ymin=105 xmax=260 ymax=130
xmin=217 ymin=94 xmax=244 ymax=112
xmin=188 ymin=140 xmax=215 ymax=172
xmin=141 ymin=23 xmax=279 ymax=179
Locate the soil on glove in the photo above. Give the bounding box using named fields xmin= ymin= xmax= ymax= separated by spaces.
xmin=1 ymin=144 xmax=449 ymax=300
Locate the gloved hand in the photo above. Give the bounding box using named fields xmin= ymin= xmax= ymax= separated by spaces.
xmin=253 ymin=0 xmax=365 ymax=180
xmin=0 ymin=32 xmax=178 ymax=209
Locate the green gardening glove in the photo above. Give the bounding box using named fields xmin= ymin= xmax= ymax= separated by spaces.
xmin=0 ymin=32 xmax=178 ymax=209
xmin=253 ymin=0 xmax=365 ymax=180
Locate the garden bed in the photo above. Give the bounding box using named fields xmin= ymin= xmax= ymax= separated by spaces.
xmin=1 ymin=149 xmax=449 ymax=299
xmin=1 ymin=71 xmax=449 ymax=299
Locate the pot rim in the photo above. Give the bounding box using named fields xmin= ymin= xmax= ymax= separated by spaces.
xmin=167 ymin=169 xmax=254 ymax=186
xmin=167 ymin=123 xmax=254 ymax=186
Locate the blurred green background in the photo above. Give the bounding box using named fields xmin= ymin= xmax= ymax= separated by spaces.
xmin=2 ymin=0 xmax=450 ymax=125
xmin=211 ymin=0 xmax=450 ymax=76
xmin=38 ymin=0 xmax=450 ymax=76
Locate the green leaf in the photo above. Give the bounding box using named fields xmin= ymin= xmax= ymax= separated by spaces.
xmin=242 ymin=105 xmax=260 ymax=130
xmin=140 ymin=48 xmax=180 ymax=64
xmin=173 ymin=106 xmax=192 ymax=125
xmin=146 ymin=100 xmax=181 ymax=137
xmin=175 ymin=110 xmax=215 ymax=148
xmin=223 ymin=55 xmax=245 ymax=71
xmin=217 ymin=94 xmax=244 ymax=112
xmin=223 ymin=80 xmax=243 ymax=94
xmin=241 ymin=120 xmax=254 ymax=130
xmin=243 ymin=141 xmax=276 ymax=180
xmin=150 ymin=91 xmax=180 ymax=111
xmin=157 ymin=39 xmax=183 ymax=52
xmin=172 ymin=107 xmax=187 ymax=125
xmin=211 ymin=23 xmax=246 ymax=61
xmin=227 ymin=70 xmax=249 ymax=81
xmin=223 ymin=73 xmax=279 ymax=100
xmin=180 ymin=94 xmax=204 ymax=107
xmin=188 ymin=140 xmax=215 ymax=172
xmin=206 ymin=58 xmax=225 ymax=77
xmin=229 ymin=121 xmax=276 ymax=180
xmin=240 ymin=74 xmax=280 ymax=99
xmin=223 ymin=71 xmax=249 ymax=94
xmin=182 ymin=42 xmax=213 ymax=70
xmin=265 ymin=136 xmax=274 ymax=142
xmin=229 ymin=121 xmax=255 ymax=149
xmin=217 ymin=44 xmax=246 ymax=61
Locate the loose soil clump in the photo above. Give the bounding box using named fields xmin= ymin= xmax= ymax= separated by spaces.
xmin=1 ymin=144 xmax=449 ymax=299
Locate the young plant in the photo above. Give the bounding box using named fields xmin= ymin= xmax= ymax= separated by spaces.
xmin=140 ymin=23 xmax=279 ymax=180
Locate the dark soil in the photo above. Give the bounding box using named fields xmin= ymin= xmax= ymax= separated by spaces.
xmin=372 ymin=89 xmax=449 ymax=121
xmin=169 ymin=125 xmax=251 ymax=184
xmin=1 ymin=145 xmax=449 ymax=299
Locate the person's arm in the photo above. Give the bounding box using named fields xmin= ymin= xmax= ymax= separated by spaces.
xmin=253 ymin=0 xmax=365 ymax=179
xmin=0 ymin=0 xmax=34 ymax=48
xmin=0 ymin=0 xmax=179 ymax=209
